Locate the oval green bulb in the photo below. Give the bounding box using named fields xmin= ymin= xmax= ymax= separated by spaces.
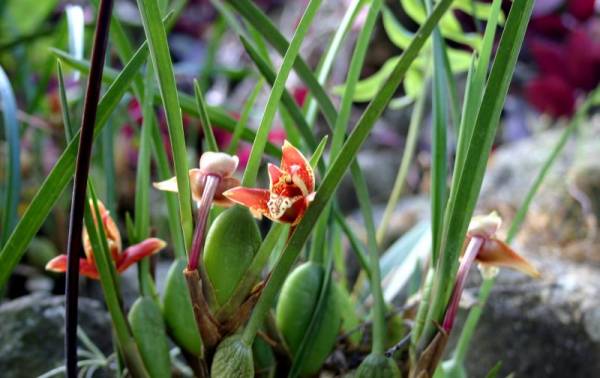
xmin=276 ymin=262 xmax=341 ymax=376
xmin=203 ymin=206 xmax=262 ymax=306
xmin=355 ymin=354 xmax=401 ymax=378
xmin=211 ymin=335 xmax=254 ymax=378
xmin=162 ymin=259 xmax=202 ymax=355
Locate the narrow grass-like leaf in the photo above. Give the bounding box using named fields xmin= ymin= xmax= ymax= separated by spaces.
xmin=351 ymin=160 xmax=386 ymax=354
xmin=303 ymin=0 xmax=365 ymax=126
xmin=150 ymin=122 xmax=186 ymax=259
xmin=227 ymin=79 xmax=262 ymax=154
xmin=330 ymin=0 xmax=380 ymax=157
xmin=242 ymin=0 xmax=457 ymax=345
xmin=57 ymin=61 xmax=76 ymax=141
xmin=425 ymin=0 xmax=449 ymax=265
xmin=193 ymin=80 xmax=218 ymax=152
xmin=52 ymin=49 xmax=281 ymax=157
xmin=0 ymin=43 xmax=147 ymax=288
xmin=239 ymin=36 xmax=318 ymax=149
xmin=136 ymin=0 xmax=193 ymax=249
xmin=241 ymin=0 xmax=323 ymax=187
xmin=226 ymin=0 xmax=338 ymax=126
xmin=453 ymin=0 xmax=502 ymax=178
xmin=376 ymin=85 xmax=426 ymax=245
xmin=0 ymin=65 xmax=21 ymax=245
xmin=423 ymin=0 xmax=535 ymax=342
xmin=134 ymin=66 xmax=157 ymax=298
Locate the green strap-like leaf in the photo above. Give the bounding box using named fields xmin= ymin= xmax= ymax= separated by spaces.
xmin=0 ymin=65 xmax=21 ymax=246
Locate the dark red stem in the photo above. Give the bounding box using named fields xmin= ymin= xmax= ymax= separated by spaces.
xmin=442 ymin=236 xmax=483 ymax=332
xmin=188 ymin=174 xmax=220 ymax=270
xmin=64 ymin=0 xmax=113 ymax=376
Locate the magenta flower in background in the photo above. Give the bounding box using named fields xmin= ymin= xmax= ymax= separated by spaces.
xmin=524 ymin=0 xmax=600 ymax=118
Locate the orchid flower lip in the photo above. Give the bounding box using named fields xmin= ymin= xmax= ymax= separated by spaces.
xmin=223 ymin=141 xmax=314 ymax=225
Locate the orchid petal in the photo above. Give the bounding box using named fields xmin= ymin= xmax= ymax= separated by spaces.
xmin=117 ymin=238 xmax=166 ymax=273
xmin=476 ymin=238 xmax=540 ymax=278
xmin=153 ymin=176 xmax=179 ymax=193
xmin=213 ymin=176 xmax=241 ymax=207
xmin=199 ymin=152 xmax=239 ymax=177
xmin=281 ymin=140 xmax=314 ymax=195
xmin=268 ymin=163 xmax=285 ymax=192
xmin=45 ymin=255 xmax=100 ymax=279
xmin=223 ymin=187 xmax=272 ymax=219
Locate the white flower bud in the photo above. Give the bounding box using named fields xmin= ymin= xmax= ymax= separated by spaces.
xmin=199 ymin=152 xmax=239 ymax=178
xmin=468 ymin=211 xmax=502 ymax=239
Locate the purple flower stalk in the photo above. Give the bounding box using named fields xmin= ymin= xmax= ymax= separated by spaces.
xmin=154 ymin=151 xmax=240 ymax=270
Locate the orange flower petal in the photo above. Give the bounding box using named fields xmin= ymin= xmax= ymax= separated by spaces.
xmin=281 ymin=140 xmax=314 ymax=195
xmin=45 ymin=255 xmax=100 ymax=280
xmin=476 ymin=238 xmax=540 ymax=278
xmin=117 ymin=238 xmax=166 ymax=273
xmin=223 ymin=187 xmax=272 ymax=219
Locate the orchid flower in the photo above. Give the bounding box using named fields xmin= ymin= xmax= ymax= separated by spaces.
xmin=46 ymin=200 xmax=166 ymax=279
xmin=223 ymin=141 xmax=315 ymax=226
xmin=154 ymin=151 xmax=240 ymax=270
xmin=153 ymin=151 xmax=241 ymax=207
xmin=443 ymin=212 xmax=539 ymax=332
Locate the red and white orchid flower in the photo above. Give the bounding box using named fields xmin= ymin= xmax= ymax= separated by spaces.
xmin=46 ymin=200 xmax=166 ymax=279
xmin=223 ymin=141 xmax=315 ymax=226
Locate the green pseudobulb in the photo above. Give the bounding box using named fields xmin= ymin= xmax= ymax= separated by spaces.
xmin=162 ymin=259 xmax=202 ymax=355
xmin=211 ymin=335 xmax=254 ymax=378
xmin=129 ymin=297 xmax=172 ymax=378
xmin=203 ymin=206 xmax=262 ymax=306
xmin=355 ymin=354 xmax=401 ymax=378
xmin=276 ymin=261 xmax=341 ymax=376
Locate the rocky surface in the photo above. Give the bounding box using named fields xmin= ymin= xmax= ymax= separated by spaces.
xmin=0 ymin=294 xmax=112 ymax=377
xmin=479 ymin=116 xmax=600 ymax=264
xmin=453 ymin=253 xmax=600 ymax=378
xmin=449 ymin=118 xmax=600 ymax=377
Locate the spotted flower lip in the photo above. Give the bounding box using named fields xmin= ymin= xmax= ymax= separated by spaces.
xmin=153 ymin=152 xmax=240 ymax=207
xmin=45 ymin=200 xmax=166 ymax=279
xmin=465 ymin=212 xmax=540 ymax=278
xmin=223 ymin=141 xmax=315 ymax=226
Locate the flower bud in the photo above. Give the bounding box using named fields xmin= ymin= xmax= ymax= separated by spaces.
xmin=199 ymin=152 xmax=239 ymax=178
xmin=275 ymin=262 xmax=341 ymax=376
xmin=467 ymin=211 xmax=501 ymax=239
xmin=211 ymin=335 xmax=254 ymax=378
xmin=355 ymin=354 xmax=401 ymax=378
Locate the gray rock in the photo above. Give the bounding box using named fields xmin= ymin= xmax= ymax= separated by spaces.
xmin=0 ymin=294 xmax=112 ymax=377
xmin=452 ymin=254 xmax=600 ymax=377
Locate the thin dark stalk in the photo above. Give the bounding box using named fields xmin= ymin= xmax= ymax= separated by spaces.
xmin=64 ymin=0 xmax=114 ymax=376
xmin=188 ymin=175 xmax=220 ymax=270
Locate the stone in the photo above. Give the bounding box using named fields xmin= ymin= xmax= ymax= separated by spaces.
xmin=0 ymin=294 xmax=112 ymax=377
xmin=452 ymin=253 xmax=600 ymax=377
